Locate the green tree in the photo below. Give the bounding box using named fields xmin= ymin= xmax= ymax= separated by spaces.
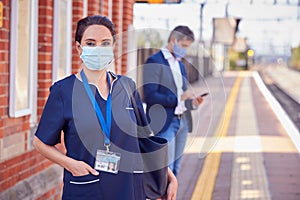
xmin=290 ymin=46 xmax=300 ymax=70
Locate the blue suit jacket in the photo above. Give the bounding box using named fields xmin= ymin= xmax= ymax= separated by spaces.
xmin=142 ymin=50 xmax=194 ymax=134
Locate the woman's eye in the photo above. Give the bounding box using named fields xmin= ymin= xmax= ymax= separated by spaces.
xmin=101 ymin=41 xmax=111 ymax=47
xmin=86 ymin=42 xmax=96 ymax=46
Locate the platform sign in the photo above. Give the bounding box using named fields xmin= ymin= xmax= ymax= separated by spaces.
xmin=213 ymin=18 xmax=240 ymax=45
xmin=233 ymin=37 xmax=247 ymax=52
xmin=0 ymin=1 xmax=3 ymax=28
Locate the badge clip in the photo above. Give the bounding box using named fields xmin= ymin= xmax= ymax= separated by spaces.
xmin=104 ymin=143 xmax=111 ymax=152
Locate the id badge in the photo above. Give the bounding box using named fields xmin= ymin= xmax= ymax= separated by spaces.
xmin=94 ymin=150 xmax=121 ymax=174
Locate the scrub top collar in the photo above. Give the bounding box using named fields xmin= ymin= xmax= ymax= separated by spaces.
xmin=76 ymin=70 xmax=118 ymax=100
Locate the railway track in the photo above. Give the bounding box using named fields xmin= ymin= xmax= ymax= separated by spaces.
xmin=258 ymin=70 xmax=300 ymax=131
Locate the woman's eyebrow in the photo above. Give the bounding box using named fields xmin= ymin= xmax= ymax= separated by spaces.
xmin=101 ymin=38 xmax=113 ymax=42
xmin=84 ymin=38 xmax=96 ymax=42
xmin=84 ymin=38 xmax=112 ymax=43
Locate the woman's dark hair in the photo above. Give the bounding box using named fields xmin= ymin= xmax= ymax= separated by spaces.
xmin=75 ymin=15 xmax=116 ymax=43
xmin=168 ymin=25 xmax=195 ymax=42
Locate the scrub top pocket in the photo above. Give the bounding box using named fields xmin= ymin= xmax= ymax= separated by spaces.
xmin=63 ymin=174 xmax=102 ymax=200
xmin=69 ymin=173 xmax=100 ymax=185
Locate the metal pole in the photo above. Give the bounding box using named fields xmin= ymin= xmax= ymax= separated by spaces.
xmin=224 ymin=2 xmax=230 ymax=71
xmin=199 ymin=3 xmax=204 ymax=42
xmin=298 ymin=0 xmax=300 ymax=20
xmin=225 ymin=2 xmax=229 ymax=17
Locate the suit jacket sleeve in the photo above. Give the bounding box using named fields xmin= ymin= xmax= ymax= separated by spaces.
xmin=143 ymin=56 xmax=177 ymax=108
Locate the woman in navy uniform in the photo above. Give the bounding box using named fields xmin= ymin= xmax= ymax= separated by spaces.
xmin=33 ymin=15 xmax=177 ymax=200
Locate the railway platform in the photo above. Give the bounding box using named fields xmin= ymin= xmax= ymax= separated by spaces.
xmin=176 ymin=69 xmax=300 ymax=200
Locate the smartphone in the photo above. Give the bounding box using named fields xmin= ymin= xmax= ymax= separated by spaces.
xmin=200 ymin=92 xmax=209 ymax=97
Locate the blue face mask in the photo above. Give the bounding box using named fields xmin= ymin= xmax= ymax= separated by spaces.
xmin=172 ymin=41 xmax=187 ymax=59
xmin=80 ymin=46 xmax=114 ymax=71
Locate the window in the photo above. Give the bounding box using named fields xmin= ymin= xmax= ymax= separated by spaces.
xmin=52 ymin=0 xmax=72 ymax=82
xmin=83 ymin=0 xmax=88 ymax=17
xmin=9 ymin=0 xmax=38 ymax=118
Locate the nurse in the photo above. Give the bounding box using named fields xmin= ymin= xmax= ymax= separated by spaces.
xmin=33 ymin=15 xmax=177 ymax=200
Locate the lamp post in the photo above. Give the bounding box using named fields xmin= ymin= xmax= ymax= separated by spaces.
xmin=224 ymin=1 xmax=230 ymax=71
xmin=199 ymin=1 xmax=208 ymax=76
xmin=199 ymin=2 xmax=205 ymax=42
xmin=297 ymin=0 xmax=300 ymax=22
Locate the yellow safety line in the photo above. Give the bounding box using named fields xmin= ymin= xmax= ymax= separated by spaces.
xmin=190 ymin=73 xmax=243 ymax=200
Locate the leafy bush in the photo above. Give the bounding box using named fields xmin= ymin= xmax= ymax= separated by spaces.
xmin=290 ymin=46 xmax=300 ymax=70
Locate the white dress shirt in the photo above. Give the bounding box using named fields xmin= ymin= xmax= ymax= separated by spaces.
xmin=161 ymin=47 xmax=187 ymax=115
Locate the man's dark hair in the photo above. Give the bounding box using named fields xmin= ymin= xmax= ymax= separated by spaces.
xmin=168 ymin=25 xmax=195 ymax=42
xmin=75 ymin=15 xmax=116 ymax=43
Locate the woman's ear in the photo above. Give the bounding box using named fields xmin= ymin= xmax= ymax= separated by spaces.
xmin=75 ymin=41 xmax=82 ymax=55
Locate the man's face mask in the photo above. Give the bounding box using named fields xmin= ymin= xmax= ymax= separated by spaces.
xmin=172 ymin=40 xmax=187 ymax=59
xmin=80 ymin=46 xmax=114 ymax=71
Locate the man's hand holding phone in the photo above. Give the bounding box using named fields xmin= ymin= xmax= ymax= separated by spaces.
xmin=192 ymin=92 xmax=208 ymax=107
xmin=181 ymin=91 xmax=208 ymax=107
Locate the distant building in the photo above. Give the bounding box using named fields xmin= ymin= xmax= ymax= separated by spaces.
xmin=0 ymin=0 xmax=134 ymax=199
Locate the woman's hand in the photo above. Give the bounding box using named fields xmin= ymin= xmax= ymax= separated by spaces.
xmin=65 ymin=158 xmax=99 ymax=177
xmin=157 ymin=168 xmax=178 ymax=200
xmin=33 ymin=136 xmax=99 ymax=177
xmin=166 ymin=168 xmax=178 ymax=200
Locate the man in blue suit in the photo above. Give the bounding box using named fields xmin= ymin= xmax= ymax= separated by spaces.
xmin=143 ymin=26 xmax=204 ymax=176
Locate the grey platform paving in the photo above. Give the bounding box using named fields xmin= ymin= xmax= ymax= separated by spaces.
xmin=177 ymin=70 xmax=300 ymax=200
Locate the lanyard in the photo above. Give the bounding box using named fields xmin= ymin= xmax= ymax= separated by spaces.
xmin=80 ymin=70 xmax=112 ymax=148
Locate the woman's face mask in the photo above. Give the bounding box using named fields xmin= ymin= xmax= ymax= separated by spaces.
xmin=172 ymin=40 xmax=187 ymax=59
xmin=80 ymin=46 xmax=114 ymax=71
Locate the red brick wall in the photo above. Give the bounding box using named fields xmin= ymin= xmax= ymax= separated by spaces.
xmin=111 ymin=0 xmax=135 ymax=75
xmin=100 ymin=0 xmax=109 ymax=16
xmin=88 ymin=0 xmax=100 ymax=15
xmin=0 ymin=0 xmax=10 ymax=139
xmin=121 ymin=0 xmax=135 ymax=75
xmin=0 ymin=151 xmax=53 ymax=191
xmin=0 ymin=0 xmax=9 ymax=141
xmin=38 ymin=0 xmax=54 ymax=118
xmin=72 ymin=0 xmax=85 ymax=74
xmin=0 ymin=0 xmax=134 ymax=198
xmin=0 ymin=0 xmax=34 ymax=191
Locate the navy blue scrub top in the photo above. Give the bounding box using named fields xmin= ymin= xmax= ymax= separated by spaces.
xmin=35 ymin=72 xmax=146 ymax=200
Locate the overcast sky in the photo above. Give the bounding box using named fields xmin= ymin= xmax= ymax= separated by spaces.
xmin=133 ymin=1 xmax=300 ymax=55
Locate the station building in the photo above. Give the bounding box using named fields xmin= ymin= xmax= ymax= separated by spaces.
xmin=0 ymin=0 xmax=135 ymax=199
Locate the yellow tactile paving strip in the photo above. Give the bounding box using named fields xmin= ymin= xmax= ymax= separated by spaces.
xmin=189 ymin=71 xmax=299 ymax=200
xmin=190 ymin=72 xmax=243 ymax=200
